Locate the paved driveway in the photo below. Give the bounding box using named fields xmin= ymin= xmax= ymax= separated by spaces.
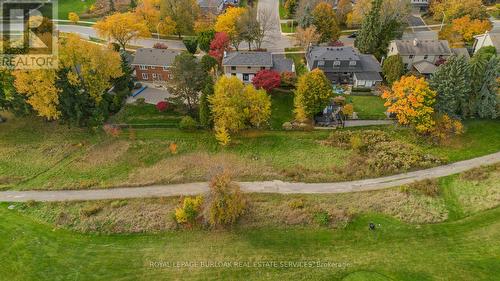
xmin=257 ymin=0 xmax=294 ymax=52
xmin=128 ymin=85 xmax=171 ymax=105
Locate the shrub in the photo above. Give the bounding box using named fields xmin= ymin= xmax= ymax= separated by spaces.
xmin=288 ymin=198 xmax=305 ymax=209
xmin=175 ymin=196 xmax=203 ymax=225
xmin=461 ymin=166 xmax=492 ymax=181
xmin=408 ymin=179 xmax=440 ymax=197
xmin=282 ymin=121 xmax=293 ymax=130
xmin=281 ymin=71 xmax=297 ymax=87
xmin=179 ymin=116 xmax=198 ymax=130
xmin=215 ymin=126 xmax=231 ymax=146
xmin=155 ymin=101 xmax=170 ymax=112
xmin=341 ymin=104 xmax=354 ymax=116
xmin=80 ymin=204 xmax=102 ymax=217
xmin=203 ymin=172 xmax=247 ymax=227
xmin=153 ymin=42 xmax=168 ymax=49
xmin=103 ymin=124 xmax=121 ymax=137
xmin=313 ymin=211 xmax=330 ymax=226
xmin=323 ymin=130 xmax=391 ymax=151
xmin=333 ymin=96 xmax=346 ymax=105
xmin=169 ymin=142 xmax=178 ymax=154
xmin=429 ymin=114 xmax=464 ymax=145
xmin=135 ymin=97 xmax=145 ymax=105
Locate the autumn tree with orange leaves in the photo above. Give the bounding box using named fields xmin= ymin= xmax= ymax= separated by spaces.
xmin=382 ymin=76 xmax=437 ymax=134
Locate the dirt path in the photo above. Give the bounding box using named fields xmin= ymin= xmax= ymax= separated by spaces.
xmin=1 ymin=152 xmax=498 ymax=202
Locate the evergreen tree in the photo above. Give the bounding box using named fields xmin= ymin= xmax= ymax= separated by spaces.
xmin=354 ymin=0 xmax=382 ymax=54
xmin=430 ymin=56 xmax=471 ymax=118
xmin=199 ymin=76 xmax=214 ymax=128
xmin=469 ymin=54 xmax=488 ymax=115
xmin=475 ymin=56 xmax=499 ymax=119
xmin=382 ymin=55 xmax=404 ymax=85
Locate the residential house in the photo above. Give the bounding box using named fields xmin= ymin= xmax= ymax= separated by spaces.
xmin=222 ymin=51 xmax=295 ymax=83
xmin=473 ymin=30 xmax=500 ymax=54
xmin=131 ymin=48 xmax=181 ymax=82
xmin=198 ymin=0 xmax=238 ymax=14
xmin=387 ymin=39 xmax=454 ymax=76
xmin=305 ymin=46 xmax=382 ymax=88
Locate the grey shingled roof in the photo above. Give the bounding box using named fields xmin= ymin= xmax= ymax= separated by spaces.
xmin=198 ymin=0 xmax=223 ymax=8
xmin=131 ymin=48 xmax=181 ymax=67
xmin=393 ymin=39 xmax=452 ymax=56
xmin=306 ymin=46 xmax=381 ymax=74
xmin=413 ymin=60 xmax=437 ymax=74
xmin=488 ymin=32 xmax=500 ymax=50
xmin=451 ymin=48 xmax=470 ymax=60
xmin=272 ymin=54 xmax=294 ymax=72
xmin=307 ymin=46 xmax=360 ymax=62
xmin=354 ymin=72 xmax=383 ymax=81
xmin=222 ymin=51 xmax=273 ymax=67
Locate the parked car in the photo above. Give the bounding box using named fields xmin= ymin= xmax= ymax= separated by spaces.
xmin=347 ymin=32 xmax=357 ymax=38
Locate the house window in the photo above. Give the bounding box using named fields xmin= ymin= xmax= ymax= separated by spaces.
xmin=424 ymin=55 xmax=428 ymax=60
xmin=231 ymin=73 xmax=236 ymax=76
xmin=260 ymin=67 xmax=266 ymax=70
xmin=152 ymin=73 xmax=158 ymax=80
xmin=150 ymin=66 xmax=156 ymax=70
xmin=404 ymin=63 xmax=409 ymax=69
xmin=163 ymin=66 xmax=168 ymax=71
xmin=139 ymin=65 xmax=147 ymax=70
xmin=231 ymin=66 xmax=236 ymax=70
xmin=318 ymin=61 xmax=325 ymax=66
xmin=334 ymin=60 xmax=341 ymax=66
xmin=243 ymin=74 xmax=249 ymax=81
xmin=247 ymin=66 xmax=251 ymax=69
xmin=349 ymin=61 xmax=356 ymax=66
xmin=141 ymin=73 xmax=149 ymax=80
xmin=409 ymin=55 xmax=414 ymax=59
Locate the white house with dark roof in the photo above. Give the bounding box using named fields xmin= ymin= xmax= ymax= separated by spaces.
xmin=305 ymin=46 xmax=382 ymax=88
xmin=222 ymin=51 xmax=295 ymax=83
xmin=387 ymin=39 xmax=454 ymax=75
xmin=131 ymin=48 xmax=181 ymax=82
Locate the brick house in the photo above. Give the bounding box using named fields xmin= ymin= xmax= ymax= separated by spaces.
xmin=131 ymin=48 xmax=181 ymax=82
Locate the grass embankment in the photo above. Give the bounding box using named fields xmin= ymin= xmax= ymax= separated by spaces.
xmin=109 ymin=104 xmax=184 ymax=128
xmin=57 ymin=0 xmax=96 ymax=20
xmin=0 ymin=111 xmax=499 ymax=190
xmin=2 ymin=165 xmax=500 ymax=281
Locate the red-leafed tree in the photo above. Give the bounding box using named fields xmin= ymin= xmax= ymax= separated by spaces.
xmin=208 ymin=32 xmax=231 ymax=64
xmin=252 ymin=70 xmax=281 ymax=93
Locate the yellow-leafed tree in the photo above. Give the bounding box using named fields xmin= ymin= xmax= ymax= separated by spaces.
xmin=214 ymin=7 xmax=247 ymax=49
xmin=94 ymin=12 xmax=150 ymax=50
xmin=13 ymin=69 xmax=60 ymax=120
xmin=382 ymin=76 xmax=437 ymax=134
xmin=209 ymin=76 xmax=271 ymax=145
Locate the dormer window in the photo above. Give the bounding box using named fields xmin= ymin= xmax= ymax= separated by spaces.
xmin=334 ymin=60 xmax=341 ymax=66
xmin=349 ymin=61 xmax=356 ymax=66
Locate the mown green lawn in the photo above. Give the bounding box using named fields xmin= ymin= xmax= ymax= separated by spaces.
xmin=109 ymin=103 xmax=183 ymax=128
xmin=349 ymin=95 xmax=387 ymax=120
xmin=57 ymin=0 xmax=96 ymax=20
xmin=270 ymin=90 xmax=294 ymax=129
xmin=1 ymin=203 xmax=499 ymax=280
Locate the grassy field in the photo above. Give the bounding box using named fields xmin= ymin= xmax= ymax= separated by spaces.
xmin=348 ymin=95 xmax=387 ymax=120
xmin=109 ymin=104 xmax=184 ymax=128
xmin=57 ymin=0 xmax=96 ymax=20
xmin=2 ymin=197 xmax=499 ymax=280
xmin=270 ymin=90 xmax=294 ymax=129
xmin=1 ymin=111 xmax=499 ymax=190
xmin=19 ymin=164 xmax=500 ymax=234
xmin=281 ymin=22 xmax=298 ymax=33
